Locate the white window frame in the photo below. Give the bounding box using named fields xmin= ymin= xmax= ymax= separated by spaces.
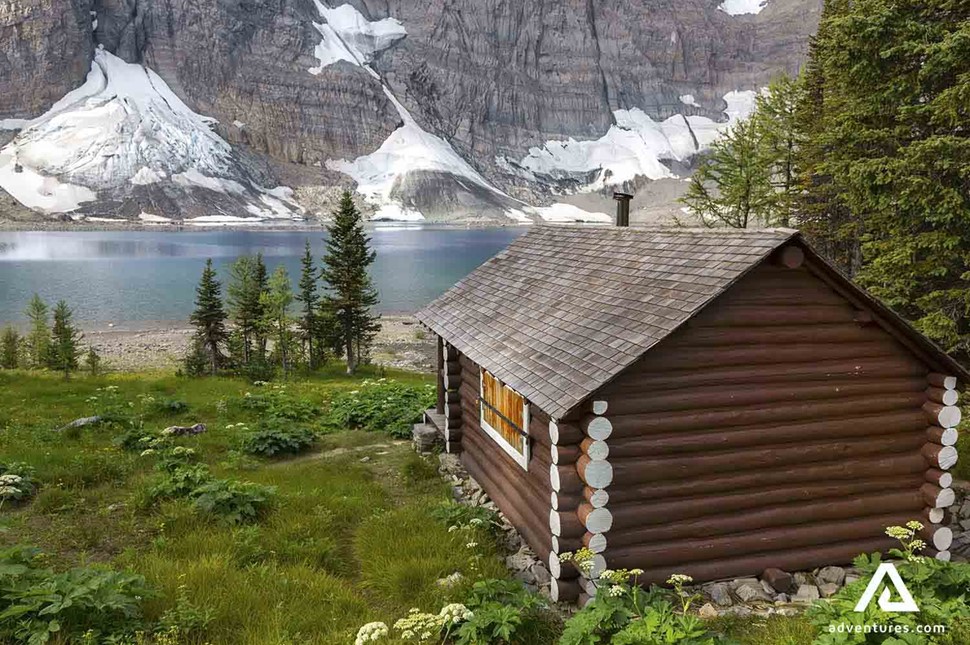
xmin=479 ymin=369 xmax=531 ymax=470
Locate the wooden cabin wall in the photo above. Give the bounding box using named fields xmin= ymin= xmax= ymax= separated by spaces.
xmin=577 ymin=259 xmax=959 ymax=589
xmin=445 ymin=349 xmax=558 ymax=564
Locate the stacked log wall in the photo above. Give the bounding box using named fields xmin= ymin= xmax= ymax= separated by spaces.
xmin=590 ymin=259 xmax=958 ymax=585
xmin=452 ymin=351 xmax=577 ymax=592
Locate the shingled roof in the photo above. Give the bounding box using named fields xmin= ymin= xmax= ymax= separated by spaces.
xmin=416 ymin=225 xmax=801 ymax=419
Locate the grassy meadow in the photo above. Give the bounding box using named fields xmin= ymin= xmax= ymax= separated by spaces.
xmin=0 ymin=367 xmax=517 ymax=644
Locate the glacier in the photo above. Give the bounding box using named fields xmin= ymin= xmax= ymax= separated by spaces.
xmin=0 ymin=47 xmax=301 ymax=220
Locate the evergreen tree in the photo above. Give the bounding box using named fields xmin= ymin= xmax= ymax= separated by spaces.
xmin=24 ymin=294 xmax=50 ymax=369
xmin=227 ymin=256 xmax=261 ymax=366
xmin=321 ymin=191 xmax=381 ymax=375
xmin=793 ymin=0 xmax=862 ymax=275
xmin=680 ymin=119 xmax=775 ymax=228
xmin=189 ymin=259 xmax=228 ymax=376
xmin=751 ymin=74 xmax=804 ymax=227
xmin=85 ymin=346 xmax=102 ymax=376
xmin=261 ymin=265 xmax=296 ymax=377
xmin=49 ymin=300 xmax=82 ymax=378
xmin=253 ymin=253 xmax=270 ymax=361
xmin=296 ymin=240 xmax=322 ymax=369
xmin=797 ymin=0 xmax=970 ymax=358
xmin=0 ymin=327 xmax=19 ymax=369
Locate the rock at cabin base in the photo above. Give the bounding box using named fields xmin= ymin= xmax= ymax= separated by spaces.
xmin=698 ymin=603 xmax=719 ymax=619
xmin=819 ymin=582 xmax=840 ymax=598
xmin=792 ymin=585 xmax=821 ymax=604
xmin=761 ymin=568 xmax=795 ymax=594
xmin=412 ymin=423 xmax=441 ymax=453
xmin=707 ymin=583 xmax=734 ymax=607
xmin=734 ymin=581 xmax=770 ymax=603
xmin=817 ymin=566 xmax=846 ymax=587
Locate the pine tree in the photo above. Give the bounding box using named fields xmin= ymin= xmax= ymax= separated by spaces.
xmin=0 ymin=327 xmax=19 ymax=369
xmin=680 ymin=119 xmax=775 ymax=228
xmin=24 ymin=294 xmax=50 ymax=369
xmin=261 ymin=265 xmax=296 ymax=377
xmin=296 ymin=240 xmax=322 ymax=369
xmin=49 ymin=300 xmax=82 ymax=378
xmin=321 ymin=191 xmax=381 ymax=375
xmin=189 ymin=259 xmax=228 ymax=376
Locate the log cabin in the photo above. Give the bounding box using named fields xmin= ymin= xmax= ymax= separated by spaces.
xmin=415 ymin=218 xmax=969 ymax=604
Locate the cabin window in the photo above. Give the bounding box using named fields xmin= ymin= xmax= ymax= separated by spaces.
xmin=480 ymin=369 xmax=530 ymax=469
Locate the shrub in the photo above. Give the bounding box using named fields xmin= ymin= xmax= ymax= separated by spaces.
xmin=148 ymin=398 xmax=190 ymax=416
xmin=0 ymin=462 xmax=37 ymax=505
xmin=191 ymin=479 xmax=276 ymax=524
xmin=326 ymin=379 xmax=434 ymax=438
xmin=806 ymin=520 xmax=970 ymax=644
xmin=0 ymin=545 xmax=151 ymax=644
xmin=241 ymin=420 xmax=317 ymax=457
xmin=146 ymin=464 xmax=275 ymax=525
xmin=239 ymin=388 xmax=319 ymax=422
xmin=456 ymin=578 xmax=560 ymax=645
xmin=558 ymin=550 xmax=724 ymax=645
xmin=431 ymin=502 xmax=503 ymax=540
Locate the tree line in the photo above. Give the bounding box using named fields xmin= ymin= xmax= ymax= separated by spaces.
xmin=681 ymin=0 xmax=970 ymax=362
xmin=0 ymin=295 xmax=99 ymax=378
xmin=186 ymin=191 xmax=381 ymax=378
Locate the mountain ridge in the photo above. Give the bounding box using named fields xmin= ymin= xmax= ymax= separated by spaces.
xmin=0 ymin=0 xmax=823 ymax=223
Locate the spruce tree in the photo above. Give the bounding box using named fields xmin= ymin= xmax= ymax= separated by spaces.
xmin=797 ymin=0 xmax=970 ymax=359
xmin=261 ymin=265 xmax=296 ymax=377
xmin=253 ymin=253 xmax=270 ymax=361
xmin=0 ymin=327 xmax=19 ymax=369
xmin=24 ymin=294 xmax=50 ymax=369
xmin=321 ymin=191 xmax=381 ymax=375
xmin=49 ymin=300 xmax=82 ymax=378
xmin=227 ymin=256 xmax=261 ymax=366
xmin=85 ymin=346 xmax=102 ymax=376
xmin=296 ymin=239 xmax=322 ymax=369
xmin=680 ymin=119 xmax=775 ymax=228
xmin=189 ymin=259 xmax=228 ymax=376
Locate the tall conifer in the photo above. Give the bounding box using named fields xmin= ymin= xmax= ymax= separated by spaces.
xmin=296 ymin=240 xmax=321 ymax=369
xmin=49 ymin=300 xmax=82 ymax=378
xmin=24 ymin=294 xmax=50 ymax=369
xmin=321 ymin=191 xmax=381 ymax=375
xmin=189 ymin=259 xmax=228 ymax=375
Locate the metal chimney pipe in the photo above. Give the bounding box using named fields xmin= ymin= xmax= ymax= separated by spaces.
xmin=613 ymin=192 xmax=633 ymax=227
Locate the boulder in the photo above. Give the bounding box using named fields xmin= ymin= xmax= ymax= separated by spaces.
xmin=817 ymin=566 xmax=846 ymax=587
xmin=412 ymin=423 xmax=441 ymax=453
xmin=761 ymin=568 xmax=795 ymax=594
xmin=792 ymin=585 xmax=820 ymax=604
xmin=819 ymin=582 xmax=840 ymax=598
xmin=706 ymin=583 xmax=734 ymax=607
xmin=698 ymin=603 xmax=719 ymax=619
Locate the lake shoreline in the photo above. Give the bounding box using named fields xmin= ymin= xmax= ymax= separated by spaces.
xmin=0 ymin=219 xmax=527 ymax=232
xmin=75 ymin=314 xmax=436 ymax=373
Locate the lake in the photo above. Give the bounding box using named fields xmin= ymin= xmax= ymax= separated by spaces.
xmin=0 ymin=228 xmax=526 ymax=324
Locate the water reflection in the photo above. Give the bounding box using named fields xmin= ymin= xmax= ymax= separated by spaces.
xmin=0 ymin=228 xmax=524 ymax=323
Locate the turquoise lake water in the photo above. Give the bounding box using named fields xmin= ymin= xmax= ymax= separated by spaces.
xmin=0 ymin=228 xmax=525 ymax=324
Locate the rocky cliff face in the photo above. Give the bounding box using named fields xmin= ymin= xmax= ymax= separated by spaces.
xmin=0 ymin=0 xmax=822 ymax=223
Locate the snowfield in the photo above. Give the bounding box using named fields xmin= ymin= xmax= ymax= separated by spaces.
xmin=503 ymin=91 xmax=757 ymax=192
xmin=309 ymin=1 xmax=406 ymax=75
xmin=0 ymin=47 xmax=300 ymax=219
xmin=719 ymin=0 xmax=769 ymax=16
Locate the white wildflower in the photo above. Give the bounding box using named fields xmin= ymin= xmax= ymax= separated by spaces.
xmin=354 ymin=621 xmax=388 ymax=645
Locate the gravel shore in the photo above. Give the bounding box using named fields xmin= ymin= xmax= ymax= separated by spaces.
xmin=80 ymin=314 xmax=436 ymax=373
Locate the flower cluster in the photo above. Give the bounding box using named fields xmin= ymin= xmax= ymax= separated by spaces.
xmin=393 ymin=608 xmax=446 ymax=641
xmin=389 ymin=603 xmax=474 ymax=641
xmin=0 ymin=474 xmax=24 ymax=499
xmin=886 ymin=520 xmax=927 ymax=562
xmin=559 ymin=547 xmax=597 ymax=577
xmin=354 ymin=621 xmax=388 ymax=645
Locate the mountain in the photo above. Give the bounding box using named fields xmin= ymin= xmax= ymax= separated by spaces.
xmin=0 ymin=0 xmax=822 ymax=224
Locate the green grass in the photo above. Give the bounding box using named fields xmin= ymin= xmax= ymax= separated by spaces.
xmin=0 ymin=367 xmax=497 ymax=644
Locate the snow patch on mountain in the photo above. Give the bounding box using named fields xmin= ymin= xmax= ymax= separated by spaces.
xmin=309 ymin=1 xmax=407 ymax=75
xmin=719 ymin=0 xmax=768 ymax=16
xmin=502 ymin=90 xmax=756 ymax=192
xmin=0 ymin=48 xmax=301 ymax=218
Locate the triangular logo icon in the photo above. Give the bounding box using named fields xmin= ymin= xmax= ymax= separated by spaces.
xmin=853 ymin=563 xmax=919 ymax=613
